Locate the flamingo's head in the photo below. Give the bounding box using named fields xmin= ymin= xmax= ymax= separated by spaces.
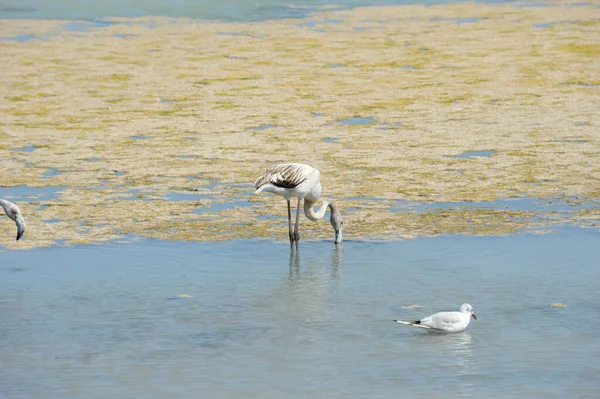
xmin=330 ymin=205 xmax=343 ymax=244
xmin=15 ymin=215 xmax=25 ymax=241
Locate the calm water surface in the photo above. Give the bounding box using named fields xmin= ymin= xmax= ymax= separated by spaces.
xmin=1 ymin=0 xmax=543 ymax=21
xmin=2 ymin=226 xmax=599 ymax=398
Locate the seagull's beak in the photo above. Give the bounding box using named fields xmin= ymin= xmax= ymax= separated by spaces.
xmin=471 ymin=313 xmax=477 ymax=320
xmin=15 ymin=216 xmax=25 ymax=241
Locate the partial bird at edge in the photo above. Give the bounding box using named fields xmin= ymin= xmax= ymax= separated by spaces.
xmin=0 ymin=199 xmax=26 ymax=241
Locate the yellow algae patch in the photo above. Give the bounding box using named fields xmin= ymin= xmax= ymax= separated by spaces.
xmin=1 ymin=2 xmax=600 ymax=249
xmin=400 ymin=305 xmax=423 ymax=310
xmin=549 ymin=303 xmax=567 ymax=309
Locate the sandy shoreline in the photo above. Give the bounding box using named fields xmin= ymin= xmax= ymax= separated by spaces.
xmin=1 ymin=2 xmax=599 ymax=249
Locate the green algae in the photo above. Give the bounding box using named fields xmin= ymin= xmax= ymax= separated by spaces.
xmin=559 ymin=43 xmax=600 ymax=56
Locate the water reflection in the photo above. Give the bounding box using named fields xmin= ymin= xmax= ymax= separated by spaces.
xmin=412 ymin=331 xmax=473 ymax=369
xmin=288 ymin=247 xmax=300 ymax=275
xmin=266 ymin=245 xmax=345 ymax=329
xmin=287 ymin=244 xmax=342 ymax=279
xmin=331 ymin=245 xmax=342 ymax=279
xmin=273 ymin=245 xmax=344 ymax=348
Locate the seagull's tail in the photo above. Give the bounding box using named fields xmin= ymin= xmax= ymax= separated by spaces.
xmin=393 ymin=320 xmax=431 ymax=329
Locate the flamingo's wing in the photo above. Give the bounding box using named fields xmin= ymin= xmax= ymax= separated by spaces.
xmin=253 ymin=163 xmax=316 ymax=189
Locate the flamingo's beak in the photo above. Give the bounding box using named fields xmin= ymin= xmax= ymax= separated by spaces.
xmin=471 ymin=313 xmax=477 ymax=320
xmin=334 ymin=229 xmax=342 ymax=244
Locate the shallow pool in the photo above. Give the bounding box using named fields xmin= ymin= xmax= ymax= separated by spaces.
xmin=2 ymin=226 xmax=599 ymax=398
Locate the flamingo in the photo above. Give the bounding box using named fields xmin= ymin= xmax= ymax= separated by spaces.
xmin=253 ymin=163 xmax=343 ymax=245
xmin=394 ymin=303 xmax=477 ymax=333
xmin=0 ymin=199 xmax=26 ymax=241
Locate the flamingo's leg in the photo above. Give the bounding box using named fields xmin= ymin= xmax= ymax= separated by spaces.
xmin=293 ymin=197 xmax=302 ymax=243
xmin=287 ymin=199 xmax=294 ymax=244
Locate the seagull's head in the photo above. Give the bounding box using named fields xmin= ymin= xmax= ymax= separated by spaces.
xmin=461 ymin=303 xmax=477 ymax=320
xmin=329 ymin=204 xmax=343 ymax=244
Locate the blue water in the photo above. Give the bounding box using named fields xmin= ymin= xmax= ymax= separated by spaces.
xmin=337 ymin=116 xmax=376 ymax=126
xmin=0 ymin=0 xmax=546 ymax=21
xmin=0 ymin=186 xmax=64 ymax=201
xmin=1 ymin=226 xmax=599 ymax=398
xmin=448 ymin=150 xmax=496 ymax=159
xmin=249 ymin=124 xmax=277 ymax=131
xmin=13 ymin=145 xmax=39 ymax=153
xmin=42 ymin=168 xmax=63 ymax=178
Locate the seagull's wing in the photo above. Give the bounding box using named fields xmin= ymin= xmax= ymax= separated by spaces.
xmin=420 ymin=311 xmax=464 ymax=330
xmin=254 ymin=163 xmax=316 ymax=189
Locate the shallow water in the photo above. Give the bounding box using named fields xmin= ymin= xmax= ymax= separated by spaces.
xmin=1 ymin=0 xmax=547 ymax=21
xmin=2 ymin=226 xmax=599 ymax=398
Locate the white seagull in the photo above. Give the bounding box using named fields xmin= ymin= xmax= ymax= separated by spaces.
xmin=394 ymin=303 xmax=477 ymax=333
xmin=0 ymin=199 xmax=26 ymax=241
xmin=253 ymin=163 xmax=343 ymax=245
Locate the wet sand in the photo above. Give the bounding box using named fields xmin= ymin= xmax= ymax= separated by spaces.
xmin=1 ymin=1 xmax=599 ymax=248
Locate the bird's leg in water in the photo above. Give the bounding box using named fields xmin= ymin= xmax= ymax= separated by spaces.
xmin=287 ymin=199 xmax=294 ymax=244
xmin=293 ymin=198 xmax=302 ymax=243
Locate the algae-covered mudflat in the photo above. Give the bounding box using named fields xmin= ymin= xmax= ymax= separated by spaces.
xmin=1 ymin=1 xmax=599 ymax=249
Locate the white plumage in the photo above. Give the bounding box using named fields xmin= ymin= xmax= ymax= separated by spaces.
xmin=0 ymin=199 xmax=26 ymax=241
xmin=394 ymin=303 xmax=477 ymax=333
xmin=254 ymin=163 xmax=343 ymax=245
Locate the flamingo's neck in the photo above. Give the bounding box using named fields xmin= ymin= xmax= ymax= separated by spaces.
xmin=303 ymin=200 xmax=330 ymax=221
